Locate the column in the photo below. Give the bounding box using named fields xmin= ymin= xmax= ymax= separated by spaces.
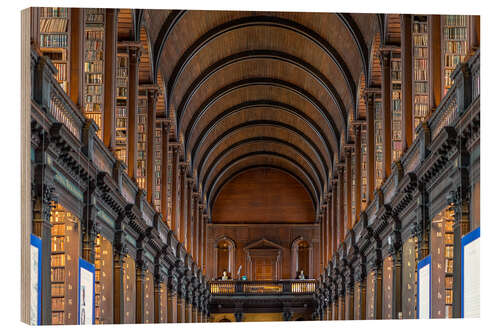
xmin=69 ymin=8 xmax=84 ymax=108
xmin=336 ymin=166 xmax=345 ymax=248
xmin=354 ymin=125 xmax=362 ymax=221
xmin=113 ymin=222 xmax=127 ymax=324
xmin=345 ymin=149 xmax=352 ymax=233
xmin=354 ymin=271 xmax=366 ymax=320
xmin=170 ymin=145 xmax=180 ymax=235
xmin=321 ymin=209 xmax=326 ymax=268
xmin=127 ymin=46 xmax=141 ymax=179
xmin=470 ymin=15 xmax=480 ymax=52
xmin=177 ymin=277 xmax=186 ymax=323
xmin=331 ymin=179 xmax=338 ymax=255
xmin=429 ymin=15 xmax=443 ymax=112
xmin=153 ymin=273 xmax=163 ymax=323
xmin=391 ymin=245 xmax=402 ymax=319
xmin=326 ymin=193 xmax=332 ymax=261
xmin=401 ymin=14 xmax=413 ymax=151
xmin=167 ymin=273 xmax=178 ymax=323
xmin=179 ymin=164 xmax=187 ymax=244
xmin=365 ymin=92 xmax=375 ymax=202
xmin=103 ymin=9 xmax=117 ymax=149
xmin=146 ymin=88 xmax=159 ymax=203
xmin=135 ymin=240 xmax=146 ymax=323
xmin=32 ymin=135 xmax=57 ymax=325
xmin=160 ymin=121 xmax=171 ymax=220
xmin=186 ymin=179 xmax=194 ymax=253
xmin=197 ymin=205 xmax=204 ymax=267
xmin=81 ymin=179 xmax=98 ymax=263
xmin=192 ymin=195 xmax=199 ymax=263
xmin=379 ymin=50 xmax=392 ymax=178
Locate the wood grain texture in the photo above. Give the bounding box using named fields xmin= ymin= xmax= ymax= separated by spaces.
xmin=212 ymin=168 xmax=315 ymax=223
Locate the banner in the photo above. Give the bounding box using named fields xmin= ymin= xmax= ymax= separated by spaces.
xmin=78 ymin=258 xmax=95 ymax=324
xmin=417 ymin=255 xmax=431 ymax=319
xmin=30 ymin=234 xmax=42 ymax=325
xmin=462 ymin=227 xmax=480 ymax=318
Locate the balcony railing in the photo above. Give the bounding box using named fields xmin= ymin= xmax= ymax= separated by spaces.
xmin=209 ymin=279 xmax=317 ymax=295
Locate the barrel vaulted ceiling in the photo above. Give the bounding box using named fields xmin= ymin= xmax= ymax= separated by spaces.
xmin=135 ymin=9 xmax=384 ymax=221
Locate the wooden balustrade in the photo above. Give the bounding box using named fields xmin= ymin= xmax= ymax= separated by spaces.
xmin=208 ymin=279 xmax=316 ymax=295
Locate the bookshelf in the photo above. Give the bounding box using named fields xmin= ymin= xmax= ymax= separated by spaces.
xmin=137 ymin=93 xmax=148 ymax=190
xmin=351 ymin=145 xmax=356 ymax=223
xmin=412 ymin=15 xmax=430 ymax=137
xmin=391 ymin=56 xmax=403 ymax=162
xmin=360 ymin=127 xmax=367 ymax=211
xmin=39 ymin=7 xmax=70 ymax=93
xmin=144 ymin=270 xmax=154 ymax=323
xmin=444 ymin=209 xmax=454 ymax=318
xmin=123 ymin=255 xmax=136 ymax=324
xmin=442 ymin=15 xmax=468 ymax=96
xmin=83 ymin=8 xmax=105 ymax=140
xmin=167 ymin=150 xmax=173 ymax=228
xmin=50 ymin=204 xmax=79 ymax=325
xmin=115 ymin=53 xmax=129 ymax=165
xmin=374 ymin=100 xmax=384 ymax=188
xmin=154 ymin=123 xmax=163 ymax=212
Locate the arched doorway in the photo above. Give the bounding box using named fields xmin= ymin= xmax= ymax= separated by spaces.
xmin=291 ymin=237 xmax=312 ymax=279
xmin=215 ymin=237 xmax=236 ymax=279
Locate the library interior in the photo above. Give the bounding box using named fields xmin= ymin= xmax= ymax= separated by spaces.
xmin=25 ymin=8 xmax=480 ymax=324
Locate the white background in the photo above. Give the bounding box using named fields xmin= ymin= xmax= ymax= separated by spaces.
xmin=1 ymin=0 xmax=496 ymax=332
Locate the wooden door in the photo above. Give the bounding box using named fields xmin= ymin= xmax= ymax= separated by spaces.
xmin=254 ymin=257 xmax=275 ymax=280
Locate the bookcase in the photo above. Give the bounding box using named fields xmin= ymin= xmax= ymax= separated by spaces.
xmin=411 ymin=15 xmax=430 ymax=137
xmin=115 ymin=52 xmax=129 ymax=165
xmin=154 ymin=123 xmax=163 ymax=212
xmin=39 ymin=7 xmax=70 ymax=93
xmin=443 ymin=209 xmax=454 ymax=318
xmin=351 ymin=145 xmax=357 ymax=223
xmin=360 ymin=126 xmax=367 ymax=211
xmin=390 ymin=55 xmax=403 ymax=162
xmin=382 ymin=256 xmax=393 ymax=319
xmin=94 ymin=235 xmax=103 ymax=324
xmin=123 ymin=255 xmax=136 ymax=324
xmin=137 ymin=93 xmax=148 ymax=190
xmin=167 ymin=150 xmax=173 ymax=229
xmin=83 ymin=8 xmax=105 ymax=140
xmin=402 ymin=237 xmax=418 ymax=318
xmin=374 ymin=100 xmax=384 ymax=188
xmin=159 ymin=282 xmax=168 ymax=323
xmin=50 ymin=204 xmax=79 ymax=325
xmin=442 ymin=15 xmax=468 ymax=96
xmin=144 ymin=270 xmax=154 ymax=323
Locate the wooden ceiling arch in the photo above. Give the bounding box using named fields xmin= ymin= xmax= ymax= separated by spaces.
xmin=142 ymin=10 xmax=384 ymax=220
xmin=176 ymin=50 xmax=346 ymax=139
xmin=207 ymin=156 xmax=320 ymax=216
xmin=189 ymin=100 xmax=333 ymax=171
xmin=201 ymin=138 xmax=325 ymax=197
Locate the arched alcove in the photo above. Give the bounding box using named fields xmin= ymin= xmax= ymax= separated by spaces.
xmin=215 ymin=236 xmax=236 ymax=279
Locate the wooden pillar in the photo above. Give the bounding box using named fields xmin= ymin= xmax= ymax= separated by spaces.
xmin=400 ymin=14 xmax=413 ymax=151
xmin=320 ymin=209 xmax=325 ymax=268
xmin=69 ymin=8 xmax=84 ymax=108
xmin=354 ymin=125 xmax=362 ymax=222
xmin=193 ymin=195 xmax=199 ymax=263
xmin=177 ymin=294 xmax=185 ymax=323
xmin=167 ymin=276 xmax=178 ymax=323
xmin=146 ymin=88 xmax=159 ymax=203
xmin=365 ymin=92 xmax=375 ymax=202
xmin=127 ymin=46 xmax=141 ymax=179
xmin=135 ymin=257 xmax=145 ymax=323
xmin=346 ymin=286 xmax=354 ymax=320
xmin=197 ymin=205 xmax=203 ymax=267
xmin=202 ymin=215 xmax=208 ymax=275
xmin=113 ymin=241 xmax=126 ymax=324
xmin=354 ymin=279 xmax=366 ymax=320
xmin=429 ymin=15 xmax=443 ymax=112
xmin=470 ymin=16 xmax=480 ymax=52
xmin=160 ymin=121 xmax=171 ymax=220
xmin=327 ymin=193 xmax=332 ymax=261
xmin=103 ymin=9 xmax=117 ymax=149
xmin=179 ymin=165 xmax=187 ymax=245
xmin=379 ymin=50 xmax=392 ymax=178
xmin=345 ymin=149 xmax=352 ymax=234
xmin=391 ymin=250 xmax=402 ymax=319
xmin=331 ymin=182 xmax=337 ymax=258
xmin=170 ymin=145 xmax=180 ymax=235
xmin=336 ymin=166 xmax=345 ymax=248
xmin=153 ymin=275 xmax=163 ymax=323
xmin=186 ymin=179 xmax=194 ymax=253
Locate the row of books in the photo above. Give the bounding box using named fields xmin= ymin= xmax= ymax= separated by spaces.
xmin=86 ymin=84 xmax=102 ymax=95
xmin=86 ymin=73 xmax=103 ymax=84
xmin=85 ymin=12 xmax=105 ymax=24
xmin=116 ymin=130 xmax=127 ymax=138
xmin=412 ymin=22 xmax=428 ymax=34
xmin=443 ymin=27 xmax=467 ymax=40
xmin=115 ymin=149 xmax=127 ymax=164
xmin=414 ymin=70 xmax=428 ymax=81
xmin=414 ymin=82 xmax=428 ymax=94
xmin=54 ymin=63 xmax=67 ymax=82
xmin=412 ymin=35 xmax=428 ymax=47
xmin=392 ymin=99 xmax=401 ymax=111
xmin=117 ymin=107 xmax=128 ymax=117
xmin=85 ymin=113 xmax=103 ymax=129
xmin=444 ymin=15 xmax=467 ymax=26
xmin=85 ymin=30 xmax=105 ymax=41
xmin=117 ymin=77 xmax=128 ymax=87
xmin=85 ymin=95 xmax=103 ymax=104
xmin=85 ymin=40 xmax=104 ymax=51
xmin=444 ymin=54 xmax=464 ymax=68
xmin=84 ymin=103 xmax=103 ymax=113
xmin=84 ymin=61 xmax=103 ymax=73
xmin=85 ymin=50 xmax=104 ymax=61
xmin=51 ymin=253 xmax=66 ymax=266
xmin=40 ymin=7 xmax=68 ymax=18
xmin=40 ymin=34 xmax=68 ymax=48
xmin=117 ymin=87 xmax=128 ymax=97
xmin=413 ymin=47 xmax=428 ymax=58
xmin=51 ymin=238 xmax=64 ymax=252
xmin=116 ymin=118 xmax=127 ymax=128
xmin=51 ymin=267 xmax=65 ymax=282
xmin=40 ymin=18 xmax=68 ymax=33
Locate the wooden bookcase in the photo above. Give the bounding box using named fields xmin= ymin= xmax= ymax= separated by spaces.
xmin=443 ymin=210 xmax=454 ymax=318
xmin=442 ymin=15 xmax=468 ymax=96
xmin=115 ymin=52 xmax=129 ymax=165
xmin=390 ymin=55 xmax=402 ymax=162
xmin=351 ymin=146 xmax=356 ymax=223
xmin=154 ymin=123 xmax=163 ymax=212
xmin=123 ymin=255 xmax=136 ymax=324
xmin=402 ymin=237 xmax=418 ymax=318
xmin=39 ymin=7 xmax=70 ymax=93
xmin=50 ymin=204 xmax=79 ymax=325
xmin=167 ymin=149 xmax=173 ymax=229
xmin=137 ymin=93 xmax=148 ymax=190
xmin=144 ymin=270 xmax=154 ymax=323
xmin=360 ymin=126 xmax=367 ymax=211
xmin=411 ymin=15 xmax=430 ymax=137
xmin=374 ymin=100 xmax=384 ymax=188
xmin=83 ymin=8 xmax=105 ymax=140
